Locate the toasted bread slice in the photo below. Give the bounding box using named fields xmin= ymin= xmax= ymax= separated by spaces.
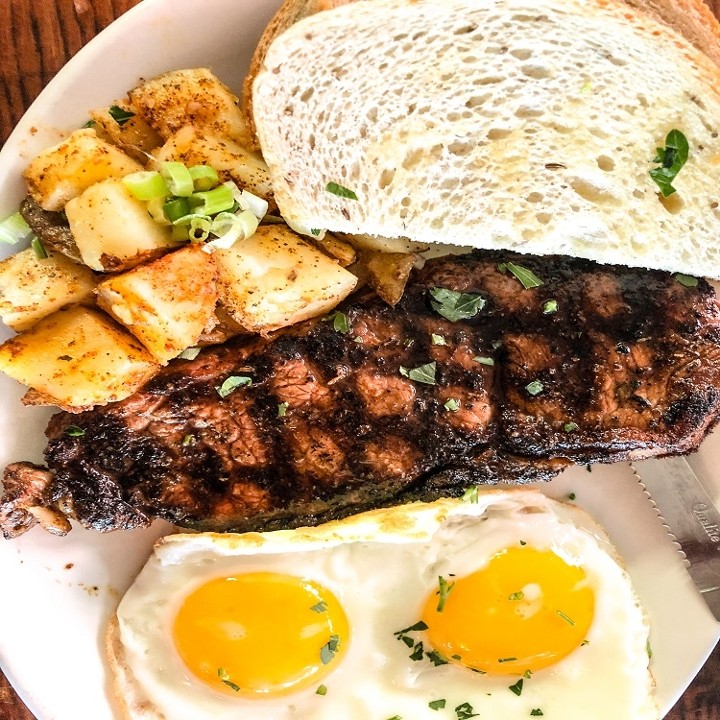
xmin=252 ymin=0 xmax=720 ymax=278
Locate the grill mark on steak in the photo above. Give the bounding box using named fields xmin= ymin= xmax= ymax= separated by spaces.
xmin=3 ymin=250 xmax=720 ymax=538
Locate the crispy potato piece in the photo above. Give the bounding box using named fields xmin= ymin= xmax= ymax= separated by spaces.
xmin=214 ymin=225 xmax=357 ymax=334
xmin=23 ymin=128 xmax=142 ymax=211
xmin=355 ymin=250 xmax=418 ymax=306
xmin=0 ymin=306 xmax=159 ymax=410
xmin=310 ymin=231 xmax=357 ymax=267
xmin=338 ymin=232 xmax=430 ymax=255
xmin=96 ymin=245 xmax=219 ymax=364
xmin=0 ymin=248 xmax=96 ymax=331
xmin=89 ymin=102 xmax=164 ymax=163
xmin=65 ymin=179 xmax=174 ymax=272
xmin=152 ymin=126 xmax=274 ymax=204
xmin=129 ymin=68 xmax=253 ymax=147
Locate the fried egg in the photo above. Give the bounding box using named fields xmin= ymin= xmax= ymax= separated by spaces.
xmin=108 ymin=490 xmax=658 ymax=720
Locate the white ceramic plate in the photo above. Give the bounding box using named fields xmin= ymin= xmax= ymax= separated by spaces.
xmin=0 ymin=0 xmax=718 ymax=717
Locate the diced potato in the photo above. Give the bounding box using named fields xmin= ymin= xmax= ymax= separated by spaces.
xmin=0 ymin=306 xmax=159 ymax=410
xmin=214 ymin=225 xmax=357 ymax=334
xmin=152 ymin=126 xmax=273 ymax=203
xmin=96 ymin=245 xmax=219 ymax=363
xmin=23 ymin=128 xmax=142 ymax=211
xmin=65 ymin=179 xmax=173 ymax=272
xmin=89 ymin=102 xmax=163 ymax=162
xmin=356 ymin=250 xmax=417 ymax=306
xmin=310 ymin=231 xmax=357 ymax=267
xmin=129 ymin=68 xmax=253 ymax=147
xmin=339 ymin=232 xmax=431 ymax=255
xmin=0 ymin=248 xmax=96 ymax=331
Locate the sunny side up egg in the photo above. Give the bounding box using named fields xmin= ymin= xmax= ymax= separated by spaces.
xmin=107 ymin=490 xmax=658 ymax=720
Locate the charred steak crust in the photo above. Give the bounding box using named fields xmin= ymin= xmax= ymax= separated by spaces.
xmin=3 ymin=250 xmax=720 ymax=537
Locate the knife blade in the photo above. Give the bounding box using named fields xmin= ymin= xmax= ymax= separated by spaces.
xmin=633 ymin=456 xmax=720 ymax=622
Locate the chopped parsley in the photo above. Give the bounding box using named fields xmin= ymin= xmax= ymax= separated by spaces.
xmin=216 ymin=375 xmax=252 ymax=398
xmin=498 ymin=261 xmax=544 ymax=288
xmin=508 ymin=591 xmax=525 ymax=601
xmin=278 ymin=401 xmax=289 ymax=418
xmin=675 ymin=273 xmax=699 ymax=288
xmin=386 ymin=716 xmax=403 ymax=720
xmin=531 ymin=710 xmax=544 ymax=717
xmin=400 ymin=361 xmax=437 ymax=385
xmin=646 ymin=639 xmax=653 ymax=659
xmin=650 ymin=129 xmax=689 ymax=197
xmin=108 ymin=104 xmax=136 ymax=126
xmin=564 ymin=421 xmax=578 ymax=432
xmin=556 ymin=610 xmax=575 ymax=626
xmin=182 ymin=434 xmax=197 ymax=447
xmin=462 ymin=486 xmax=479 ymax=503
xmin=326 ymin=310 xmax=351 ymax=333
xmin=177 ymin=347 xmax=201 ymax=360
xmin=567 ymin=492 xmax=577 ymax=501
xmin=429 ymin=700 xmax=447 ymax=711
xmin=311 ymin=228 xmax=323 ymax=236
xmin=473 ymin=355 xmax=495 ymax=366
xmin=425 ymin=649 xmax=449 ymax=666
xmin=319 ymin=634 xmax=341 ymax=665
xmin=431 ymin=333 xmax=447 ymax=345
xmin=310 ymin=600 xmax=328 ymax=613
xmin=542 ymin=299 xmax=558 ymax=314
xmin=429 ymin=287 xmax=486 ymax=322
xmin=525 ymin=379 xmax=544 ymax=396
xmin=64 ymin=425 xmax=85 ymax=437
xmin=436 ymin=576 xmax=456 ymax=612
xmin=217 ymin=667 xmax=240 ymax=692
xmin=316 ymin=684 xmax=328 ymax=696
xmin=509 ymin=678 xmax=524 ymax=696
xmin=444 ymin=397 xmax=461 ymax=412
xmin=498 ymin=657 xmax=518 ymax=663
xmin=326 ymin=181 xmax=358 ymax=200
xmin=454 ymin=702 xmax=480 ymax=719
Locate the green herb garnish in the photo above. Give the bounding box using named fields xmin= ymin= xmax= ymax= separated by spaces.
xmin=498 ymin=261 xmax=544 ymax=289
xmin=425 ymin=649 xmax=449 ymax=666
xmin=508 ymin=591 xmax=524 ymax=601
xmin=216 ymin=375 xmax=252 ymax=398
xmin=400 ymin=361 xmax=437 ymax=385
xmin=31 ymin=236 xmax=48 ymax=259
xmin=509 ymin=678 xmax=524 ymax=696
xmin=326 ymin=310 xmax=351 ymax=333
xmin=429 ymin=287 xmax=486 ymax=322
xmin=564 ymin=422 xmax=578 ymax=432
xmin=316 ymin=684 xmax=328 ymax=695
xmin=525 ymin=380 xmax=544 ymax=396
xmin=444 ymin=398 xmax=461 ymax=412
xmin=455 ymin=702 xmax=480 ymax=719
xmin=182 ymin=434 xmax=196 ymax=447
xmin=108 ymin=104 xmax=136 ymax=126
xmin=429 ymin=700 xmax=447 ymax=710
xmin=531 ymin=710 xmax=544 ymax=717
xmin=326 ymin=181 xmax=358 ymax=200
xmin=675 ymin=273 xmax=699 ymax=288
xmin=473 ymin=356 xmax=495 ymax=366
xmin=462 ymin=486 xmax=479 ymax=503
xmin=278 ymin=401 xmax=289 ymax=418
xmin=320 ymin=634 xmax=341 ymax=665
xmin=436 ymin=576 xmax=456 ymax=612
xmin=650 ymin=129 xmax=689 ymax=197
xmin=217 ymin=667 xmax=240 ymax=692
xmin=556 ymin=610 xmax=575 ymax=626
xmin=64 ymin=425 xmax=85 ymax=437
xmin=542 ymin=299 xmax=558 ymax=314
xmin=310 ymin=600 xmax=328 ymax=613
xmin=431 ymin=333 xmax=447 ymax=346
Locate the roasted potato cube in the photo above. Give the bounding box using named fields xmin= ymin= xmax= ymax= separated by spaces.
xmin=23 ymin=128 xmax=142 ymax=211
xmin=214 ymin=225 xmax=357 ymax=334
xmin=339 ymin=232 xmax=430 ymax=255
xmin=129 ymin=68 xmax=253 ymax=147
xmin=310 ymin=231 xmax=357 ymax=267
xmin=65 ymin=179 xmax=173 ymax=272
xmin=355 ymin=250 xmax=417 ymax=306
xmin=96 ymin=245 xmax=219 ymax=363
xmin=0 ymin=248 xmax=96 ymax=331
xmin=0 ymin=306 xmax=159 ymax=410
xmin=153 ymin=126 xmax=273 ymax=203
xmin=89 ymin=103 xmax=164 ymax=162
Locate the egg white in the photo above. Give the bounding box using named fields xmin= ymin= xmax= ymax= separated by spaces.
xmin=110 ymin=489 xmax=658 ymax=720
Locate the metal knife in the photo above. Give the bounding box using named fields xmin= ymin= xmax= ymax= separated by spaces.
xmin=633 ymin=456 xmax=720 ymax=622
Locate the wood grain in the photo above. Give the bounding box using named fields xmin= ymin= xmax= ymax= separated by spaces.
xmin=0 ymin=0 xmax=718 ymax=718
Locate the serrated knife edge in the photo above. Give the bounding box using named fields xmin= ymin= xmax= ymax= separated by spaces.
xmin=632 ymin=456 xmax=720 ymax=622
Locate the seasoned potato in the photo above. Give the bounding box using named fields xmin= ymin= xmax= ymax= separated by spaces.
xmin=310 ymin=231 xmax=357 ymax=267
xmin=23 ymin=128 xmax=142 ymax=211
xmin=0 ymin=248 xmax=96 ymax=331
xmin=153 ymin=126 xmax=273 ymax=203
xmin=129 ymin=68 xmax=253 ymax=147
xmin=96 ymin=245 xmax=219 ymax=363
xmin=214 ymin=225 xmax=357 ymax=334
xmin=89 ymin=103 xmax=163 ymax=163
xmin=65 ymin=179 xmax=173 ymax=272
xmin=0 ymin=306 xmax=159 ymax=410
xmin=338 ymin=232 xmax=430 ymax=255
xmin=355 ymin=250 xmax=417 ymax=306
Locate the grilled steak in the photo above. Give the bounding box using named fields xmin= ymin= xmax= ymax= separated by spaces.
xmin=3 ymin=250 xmax=720 ymax=538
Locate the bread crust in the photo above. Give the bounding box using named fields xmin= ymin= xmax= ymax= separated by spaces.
xmin=242 ymin=0 xmax=720 ymax=148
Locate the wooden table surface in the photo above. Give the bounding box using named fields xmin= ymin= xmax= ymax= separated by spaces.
xmin=0 ymin=0 xmax=719 ymax=717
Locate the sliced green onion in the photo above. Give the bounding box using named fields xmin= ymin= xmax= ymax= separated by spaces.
xmin=190 ymin=184 xmax=235 ymax=216
xmin=122 ymin=171 xmax=170 ymax=201
xmin=187 ymin=216 xmax=212 ymax=242
xmin=205 ymin=210 xmax=259 ymax=251
xmin=147 ymin=197 xmax=172 ymax=226
xmin=0 ymin=212 xmax=32 ymax=244
xmin=189 ymin=164 xmax=220 ymax=191
xmin=31 ymin=236 xmax=48 ymax=259
xmin=160 ymin=161 xmax=194 ymax=197
xmin=163 ymin=197 xmax=191 ymax=223
xmin=171 ymin=223 xmax=190 ymax=242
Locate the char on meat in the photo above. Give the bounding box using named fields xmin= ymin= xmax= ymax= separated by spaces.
xmin=3 ymin=250 xmax=720 ymax=538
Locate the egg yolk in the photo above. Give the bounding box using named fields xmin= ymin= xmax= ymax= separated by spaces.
xmin=421 ymin=545 xmax=594 ymax=675
xmin=172 ymin=572 xmax=349 ymax=696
